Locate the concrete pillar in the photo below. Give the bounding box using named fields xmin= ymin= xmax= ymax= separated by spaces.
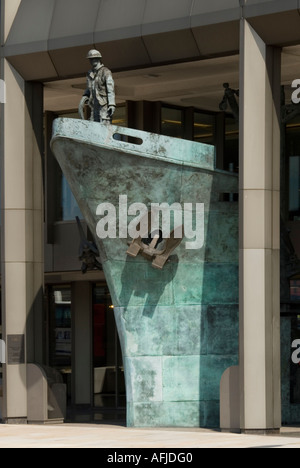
xmin=2 ymin=0 xmax=22 ymax=43
xmin=71 ymin=282 xmax=92 ymax=406
xmin=239 ymin=20 xmax=281 ymax=433
xmin=0 ymin=58 xmax=44 ymax=422
xmin=220 ymin=366 xmax=240 ymax=432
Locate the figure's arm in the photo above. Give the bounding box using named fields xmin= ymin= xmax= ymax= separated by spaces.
xmin=105 ymin=71 xmax=116 ymax=118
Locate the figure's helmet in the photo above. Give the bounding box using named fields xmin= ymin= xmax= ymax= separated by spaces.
xmin=86 ymin=49 xmax=102 ymax=59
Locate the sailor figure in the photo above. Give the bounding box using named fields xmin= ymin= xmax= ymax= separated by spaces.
xmin=79 ymin=49 xmax=116 ymax=124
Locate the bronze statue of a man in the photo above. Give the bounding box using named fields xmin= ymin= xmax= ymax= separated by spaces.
xmin=219 ymin=82 xmax=239 ymax=123
xmin=79 ymin=49 xmax=116 ymax=124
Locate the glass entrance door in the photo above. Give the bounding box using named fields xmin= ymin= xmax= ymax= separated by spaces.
xmin=47 ymin=282 xmax=126 ymax=421
xmin=48 ymin=285 xmax=72 ymax=403
xmin=93 ymin=285 xmax=126 ymax=415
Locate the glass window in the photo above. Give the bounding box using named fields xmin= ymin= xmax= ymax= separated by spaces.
xmin=289 ymin=156 xmax=300 ymax=219
xmin=288 ymin=277 xmax=300 ymax=405
xmin=49 ymin=286 xmax=72 ymax=369
xmin=61 ymin=176 xmax=83 ymax=221
xmin=290 ymin=315 xmax=300 ymax=404
xmin=286 ymin=116 xmax=300 ymax=220
xmin=112 ymin=106 xmax=127 ymax=127
xmin=93 ymin=285 xmax=125 ymax=411
xmin=48 ymin=285 xmax=72 ymax=403
xmin=161 ymin=107 xmax=184 ymax=139
xmin=194 ymin=112 xmax=215 ymax=145
xmin=291 ymin=279 xmax=300 ymax=302
xmin=224 ymin=117 xmax=239 ymax=173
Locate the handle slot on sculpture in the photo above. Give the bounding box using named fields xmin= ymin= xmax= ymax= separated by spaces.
xmin=113 ymin=133 xmax=143 ymax=146
xmin=126 ymin=211 xmax=184 ymax=270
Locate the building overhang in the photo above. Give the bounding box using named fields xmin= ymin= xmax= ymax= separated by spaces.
xmin=2 ymin=0 xmax=300 ymax=82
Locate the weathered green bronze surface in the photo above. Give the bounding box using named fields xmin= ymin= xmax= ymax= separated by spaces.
xmin=51 ymin=118 xmax=239 ymax=427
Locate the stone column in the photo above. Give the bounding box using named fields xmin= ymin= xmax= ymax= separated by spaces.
xmin=0 ymin=58 xmax=44 ymax=423
xmin=239 ymin=19 xmax=281 ymax=433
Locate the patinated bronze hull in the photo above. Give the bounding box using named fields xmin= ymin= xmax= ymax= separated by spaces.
xmin=51 ymin=118 xmax=239 ymax=427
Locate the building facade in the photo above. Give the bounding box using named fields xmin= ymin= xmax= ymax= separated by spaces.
xmin=0 ymin=0 xmax=300 ymax=431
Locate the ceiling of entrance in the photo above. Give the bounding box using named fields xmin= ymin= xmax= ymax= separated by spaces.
xmin=44 ymin=45 xmax=300 ymax=114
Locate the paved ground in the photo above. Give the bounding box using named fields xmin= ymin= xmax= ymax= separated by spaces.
xmin=0 ymin=424 xmax=300 ymax=448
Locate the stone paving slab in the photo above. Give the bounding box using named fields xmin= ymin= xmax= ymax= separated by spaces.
xmin=0 ymin=424 xmax=300 ymax=448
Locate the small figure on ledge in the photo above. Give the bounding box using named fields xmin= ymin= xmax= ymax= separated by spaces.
xmin=76 ymin=217 xmax=102 ymax=274
xmin=219 ymin=82 xmax=239 ymax=123
xmin=79 ymin=49 xmax=116 ymax=124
